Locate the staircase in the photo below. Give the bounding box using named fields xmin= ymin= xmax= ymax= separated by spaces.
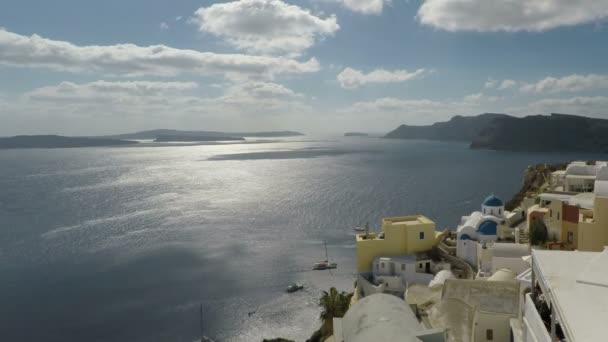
xmin=517 ymin=229 xmax=529 ymax=244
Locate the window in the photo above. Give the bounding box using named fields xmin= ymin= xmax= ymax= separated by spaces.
xmin=550 ymin=209 xmax=553 ymax=218
xmin=401 ymin=264 xmax=405 ymax=271
xmin=419 ymin=231 xmax=425 ymax=240
xmin=498 ymin=208 xmax=501 ymax=215
xmin=568 ymin=231 xmax=574 ymax=244
xmin=381 ymin=262 xmax=385 ymax=269
xmin=486 ymin=329 xmax=493 ymax=340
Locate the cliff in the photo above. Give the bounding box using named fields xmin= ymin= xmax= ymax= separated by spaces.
xmin=470 ymin=113 xmax=608 ymax=152
xmin=0 ymin=135 xmax=138 ymax=149
xmin=384 ymin=113 xmax=510 ymax=141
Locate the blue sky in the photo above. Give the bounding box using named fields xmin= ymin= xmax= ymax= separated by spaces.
xmin=1 ymin=0 xmax=608 ymax=135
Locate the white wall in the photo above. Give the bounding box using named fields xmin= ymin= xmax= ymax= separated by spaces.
xmin=457 ymin=240 xmax=478 ymax=267
xmin=357 ymin=273 xmax=386 ymax=298
xmin=491 ymin=257 xmax=529 ymax=275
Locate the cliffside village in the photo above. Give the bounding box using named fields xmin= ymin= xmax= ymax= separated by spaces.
xmin=330 ymin=161 xmax=608 ymax=342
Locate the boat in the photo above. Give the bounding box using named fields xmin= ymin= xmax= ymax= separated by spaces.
xmin=313 ymin=242 xmax=337 ymax=270
xmin=312 ymin=261 xmax=337 ymax=270
xmin=354 ymin=222 xmax=370 ymax=233
xmin=286 ymin=283 xmax=304 ymax=293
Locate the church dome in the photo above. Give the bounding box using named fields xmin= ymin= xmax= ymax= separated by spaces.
xmin=478 ymin=220 xmax=498 ymax=235
xmin=482 ymin=194 xmax=503 ymax=207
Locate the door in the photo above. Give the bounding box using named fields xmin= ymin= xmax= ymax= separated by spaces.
xmin=389 ymin=262 xmax=395 ymax=276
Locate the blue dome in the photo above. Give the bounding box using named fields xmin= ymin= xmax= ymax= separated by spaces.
xmin=460 ymin=233 xmax=472 ymax=240
xmin=478 ymin=220 xmax=497 ymax=235
xmin=482 ymin=194 xmax=503 ymax=207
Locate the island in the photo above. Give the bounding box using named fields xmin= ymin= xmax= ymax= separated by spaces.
xmin=344 ymin=132 xmax=369 ymax=137
xmin=103 ymin=129 xmax=304 ymax=140
xmin=154 ymin=135 xmax=245 ymax=142
xmin=0 ymin=135 xmax=138 ymax=149
xmin=385 ymin=113 xmax=608 ymax=153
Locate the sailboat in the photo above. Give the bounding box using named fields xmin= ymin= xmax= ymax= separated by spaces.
xmin=354 ymin=222 xmax=370 ymax=232
xmin=312 ymin=241 xmax=337 ymax=270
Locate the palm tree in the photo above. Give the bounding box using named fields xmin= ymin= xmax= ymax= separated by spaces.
xmin=318 ymin=287 xmax=353 ymax=339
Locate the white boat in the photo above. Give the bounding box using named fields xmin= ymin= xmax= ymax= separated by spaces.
xmin=354 ymin=222 xmax=371 ymax=233
xmin=286 ymin=283 xmax=304 ymax=293
xmin=313 ymin=242 xmax=337 ymax=270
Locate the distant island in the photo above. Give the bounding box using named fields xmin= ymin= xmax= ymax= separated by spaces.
xmin=154 ymin=135 xmax=245 ymax=142
xmin=103 ymin=129 xmax=304 ymax=140
xmin=0 ymin=135 xmax=138 ymax=149
xmin=385 ymin=113 xmax=608 ymax=153
xmin=344 ymin=132 xmax=369 ymax=137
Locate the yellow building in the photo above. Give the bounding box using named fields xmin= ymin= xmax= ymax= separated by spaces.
xmin=578 ymin=196 xmax=608 ymax=251
xmin=355 ymin=215 xmax=439 ymax=272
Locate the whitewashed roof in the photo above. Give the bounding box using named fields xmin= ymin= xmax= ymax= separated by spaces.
xmin=533 ymin=249 xmax=608 ymax=342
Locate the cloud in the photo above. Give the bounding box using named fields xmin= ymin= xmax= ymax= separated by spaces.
xmin=337 ymin=92 xmax=506 ymax=127
xmin=417 ymin=0 xmax=608 ymax=32
xmin=498 ymin=79 xmax=518 ymax=90
xmin=484 ymin=78 xmax=497 ymax=89
xmin=520 ymin=74 xmax=608 ymax=94
xmin=528 ymin=96 xmax=608 ymax=115
xmin=3 ymin=79 xmax=311 ymax=134
xmin=193 ymin=0 xmax=339 ymax=56
xmin=338 ymin=0 xmax=388 ymax=15
xmin=462 ymin=92 xmax=501 ymax=104
xmin=25 ymin=80 xmax=199 ymax=103
xmin=0 ymin=28 xmax=319 ymax=78
xmin=160 ymin=22 xmax=169 ymax=31
xmin=337 ymin=67 xmax=426 ymax=89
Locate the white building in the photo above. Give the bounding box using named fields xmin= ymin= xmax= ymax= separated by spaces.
xmin=357 ymin=254 xmax=448 ymax=298
xmin=563 ymin=161 xmax=608 ymax=193
xmin=457 ymin=195 xmax=512 ymax=267
xmin=511 ymin=248 xmax=608 ymax=342
xmin=427 ymin=276 xmax=521 ymax=342
xmin=333 ymin=293 xmax=446 ymax=342
xmin=477 ymin=242 xmax=531 ymax=278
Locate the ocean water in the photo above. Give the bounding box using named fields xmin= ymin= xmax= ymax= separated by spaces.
xmin=0 ymin=137 xmax=603 ymax=342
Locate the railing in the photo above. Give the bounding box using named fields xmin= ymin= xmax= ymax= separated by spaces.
xmin=523 ymin=293 xmax=551 ymax=342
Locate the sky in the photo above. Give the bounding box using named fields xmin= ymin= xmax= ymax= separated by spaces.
xmin=1 ymin=0 xmax=608 ymax=135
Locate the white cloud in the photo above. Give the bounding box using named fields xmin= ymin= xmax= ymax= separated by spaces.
xmin=2 ymin=79 xmax=310 ymax=134
xmin=417 ymin=0 xmax=608 ymax=32
xmin=160 ymin=22 xmax=169 ymax=31
xmin=337 ymin=67 xmax=426 ymax=89
xmin=528 ymin=96 xmax=608 ymax=114
xmin=25 ymin=80 xmax=199 ymax=103
xmin=0 ymin=28 xmax=319 ymax=78
xmin=340 ymin=93 xmax=503 ymax=124
xmin=484 ymin=78 xmax=497 ymax=89
xmin=462 ymin=92 xmax=501 ymax=104
xmin=193 ymin=0 xmax=339 ymax=56
xmin=498 ymin=79 xmax=518 ymax=90
xmin=520 ymin=74 xmax=608 ymax=94
xmin=339 ymin=0 xmax=388 ymax=15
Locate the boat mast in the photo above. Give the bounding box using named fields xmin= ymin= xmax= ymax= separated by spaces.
xmin=324 ymin=241 xmax=329 ymax=262
xmin=199 ymin=303 xmax=204 ymax=342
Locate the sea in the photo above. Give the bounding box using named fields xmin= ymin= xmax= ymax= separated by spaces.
xmin=0 ymin=137 xmax=603 ymax=342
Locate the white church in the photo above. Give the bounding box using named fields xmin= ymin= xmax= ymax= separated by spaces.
xmin=456 ymin=194 xmax=510 ymax=267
